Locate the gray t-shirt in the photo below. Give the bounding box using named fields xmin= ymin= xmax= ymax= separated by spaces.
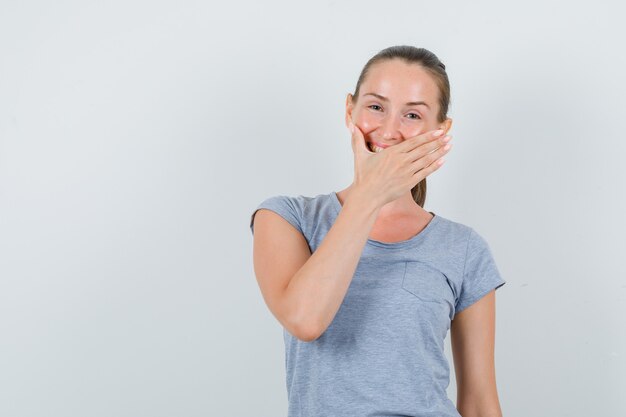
xmin=249 ymin=191 xmax=506 ymax=417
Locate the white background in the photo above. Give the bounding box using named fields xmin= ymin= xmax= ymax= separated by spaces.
xmin=1 ymin=1 xmax=624 ymax=416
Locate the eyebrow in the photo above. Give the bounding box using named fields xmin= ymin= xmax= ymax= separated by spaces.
xmin=363 ymin=92 xmax=430 ymax=109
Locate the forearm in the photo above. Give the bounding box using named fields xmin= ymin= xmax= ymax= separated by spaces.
xmin=285 ymin=188 xmax=381 ymax=339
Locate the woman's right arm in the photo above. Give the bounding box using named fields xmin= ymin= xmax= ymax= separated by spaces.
xmin=251 ymin=126 xmax=451 ymax=342
xmin=251 ymin=189 xmax=381 ymax=342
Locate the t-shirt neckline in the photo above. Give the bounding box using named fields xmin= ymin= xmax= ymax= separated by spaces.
xmin=329 ymin=191 xmax=441 ymax=248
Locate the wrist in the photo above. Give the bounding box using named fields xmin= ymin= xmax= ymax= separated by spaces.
xmin=345 ymin=186 xmax=383 ymax=215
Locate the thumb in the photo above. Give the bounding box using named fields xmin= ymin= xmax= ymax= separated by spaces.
xmin=349 ymin=122 xmax=371 ymax=155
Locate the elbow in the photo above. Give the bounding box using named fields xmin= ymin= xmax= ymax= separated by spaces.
xmin=456 ymin=394 xmax=503 ymax=417
xmin=291 ymin=317 xmax=322 ymax=342
xmin=294 ymin=321 xmax=321 ymax=342
xmin=281 ymin=291 xmax=325 ymax=342
xmin=285 ymin=301 xmax=322 ymax=342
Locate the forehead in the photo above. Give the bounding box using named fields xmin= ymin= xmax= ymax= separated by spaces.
xmin=361 ymin=59 xmax=439 ymax=103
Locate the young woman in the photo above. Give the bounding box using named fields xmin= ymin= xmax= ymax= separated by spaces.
xmin=250 ymin=45 xmax=506 ymax=417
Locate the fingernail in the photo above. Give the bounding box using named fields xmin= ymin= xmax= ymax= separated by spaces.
xmin=433 ymin=129 xmax=444 ymax=137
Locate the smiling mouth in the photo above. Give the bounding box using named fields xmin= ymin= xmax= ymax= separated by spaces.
xmin=367 ymin=142 xmax=387 ymax=153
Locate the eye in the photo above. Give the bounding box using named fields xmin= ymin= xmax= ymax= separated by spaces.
xmin=406 ymin=113 xmax=421 ymax=120
xmin=368 ymin=104 xmax=382 ymax=111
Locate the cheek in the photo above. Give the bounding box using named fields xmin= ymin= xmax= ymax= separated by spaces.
xmin=355 ymin=111 xmax=379 ymax=132
xmin=402 ymin=125 xmax=424 ymax=138
xmin=401 ymin=120 xmax=432 ymax=138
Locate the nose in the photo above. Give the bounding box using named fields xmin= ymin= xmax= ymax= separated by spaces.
xmin=378 ymin=113 xmax=403 ymax=142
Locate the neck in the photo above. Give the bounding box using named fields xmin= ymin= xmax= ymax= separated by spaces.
xmin=337 ymin=183 xmax=428 ymax=219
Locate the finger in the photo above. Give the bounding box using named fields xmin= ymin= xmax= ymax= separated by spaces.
xmin=350 ymin=122 xmax=372 ymax=155
xmin=396 ymin=128 xmax=446 ymax=153
xmin=411 ymin=140 xmax=452 ymax=171
xmin=411 ymin=155 xmax=446 ymax=184
xmin=407 ymin=133 xmax=451 ymax=162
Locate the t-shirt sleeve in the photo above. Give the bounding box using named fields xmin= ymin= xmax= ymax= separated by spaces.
xmin=249 ymin=195 xmax=303 ymax=236
xmin=455 ymin=228 xmax=506 ymax=315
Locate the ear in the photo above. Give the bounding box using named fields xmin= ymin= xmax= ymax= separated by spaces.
xmin=440 ymin=117 xmax=453 ymax=134
xmin=345 ymin=93 xmax=354 ymax=128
